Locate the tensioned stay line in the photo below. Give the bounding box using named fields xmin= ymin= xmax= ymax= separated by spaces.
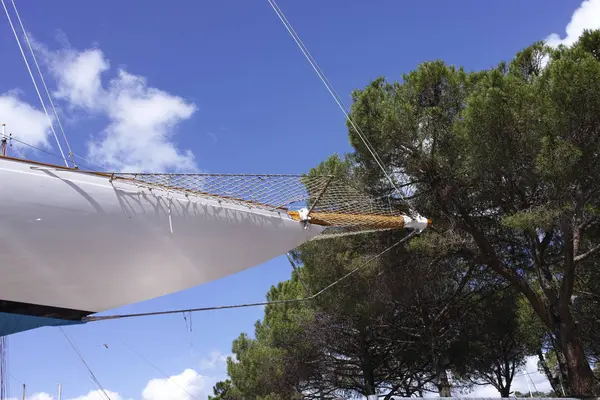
xmin=0 ymin=0 xmax=68 ymax=167
xmin=10 ymin=0 xmax=77 ymax=168
xmin=119 ymin=341 xmax=200 ymax=400
xmin=266 ymin=0 xmax=388 ymax=172
xmin=8 ymin=135 xmax=103 ymax=173
xmin=266 ymin=0 xmax=420 ymax=217
xmin=84 ymin=231 xmax=415 ymax=322
xmin=60 ymin=328 xmax=112 ymax=400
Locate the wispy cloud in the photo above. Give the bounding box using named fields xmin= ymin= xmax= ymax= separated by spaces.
xmin=0 ymin=89 xmax=52 ymax=152
xmin=8 ymin=367 xmax=223 ymax=400
xmin=26 ymin=36 xmax=198 ymax=172
xmin=142 ymin=368 xmax=216 ymax=400
xmin=545 ymin=0 xmax=600 ymax=47
xmin=67 ymin=390 xmax=129 ymax=400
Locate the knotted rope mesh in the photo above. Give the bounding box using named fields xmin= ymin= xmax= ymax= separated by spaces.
xmin=111 ymin=173 xmax=410 ymax=233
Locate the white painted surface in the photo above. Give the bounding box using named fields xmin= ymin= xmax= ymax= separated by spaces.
xmin=403 ymin=215 xmax=430 ymax=232
xmin=0 ymin=158 xmax=325 ymax=312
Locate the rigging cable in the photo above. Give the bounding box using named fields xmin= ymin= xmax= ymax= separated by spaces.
xmin=7 ymin=135 xmax=102 ymax=173
xmin=119 ymin=341 xmax=200 ymax=400
xmin=266 ymin=0 xmax=420 ymax=216
xmin=59 ymin=328 xmax=112 ymax=400
xmin=84 ymin=230 xmax=416 ymax=322
xmin=71 ymin=153 xmax=108 ymax=171
xmin=9 ymin=0 xmax=77 ymax=169
xmin=286 ymin=252 xmax=311 ymax=295
xmin=0 ymin=0 xmax=68 ymax=167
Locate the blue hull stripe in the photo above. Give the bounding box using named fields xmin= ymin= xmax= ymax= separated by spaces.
xmin=0 ymin=312 xmax=85 ymax=336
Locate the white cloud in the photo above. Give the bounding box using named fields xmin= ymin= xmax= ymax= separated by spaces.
xmin=512 ymin=357 xmax=554 ymax=395
xmin=545 ymin=0 xmax=600 ymax=48
xmin=142 ymin=368 xmax=215 ymax=400
xmin=88 ymin=70 xmax=197 ymax=172
xmin=68 ymin=389 xmax=128 ymax=400
xmin=7 ymin=390 xmax=127 ymax=400
xmin=41 ymin=46 xmax=109 ymax=110
xmin=7 ymin=368 xmax=219 ymax=400
xmin=6 ymin=389 xmax=128 ymax=400
xmin=30 ymin=395 xmax=54 ymax=400
xmin=421 ymin=357 xmax=553 ymax=398
xmin=0 ymin=90 xmax=52 ymax=151
xmin=463 ymin=356 xmax=553 ymax=397
xmin=30 ymin=37 xmax=197 ymax=172
xmin=7 ymin=393 xmax=55 ymax=400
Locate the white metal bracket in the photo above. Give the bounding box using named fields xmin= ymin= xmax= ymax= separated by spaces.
xmin=403 ymin=215 xmax=430 ymax=233
xmin=297 ymin=207 xmax=311 ymax=229
xmin=298 ymin=207 xmax=311 ymax=222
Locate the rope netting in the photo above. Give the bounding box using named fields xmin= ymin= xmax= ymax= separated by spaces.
xmin=111 ymin=173 xmax=414 ymax=233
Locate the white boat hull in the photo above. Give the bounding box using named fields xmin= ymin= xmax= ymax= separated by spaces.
xmin=0 ymin=158 xmax=324 ymax=314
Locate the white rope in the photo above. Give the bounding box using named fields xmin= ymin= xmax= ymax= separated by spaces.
xmin=0 ymin=0 xmax=68 ymax=167
xmin=266 ymin=0 xmax=419 ymax=217
xmin=10 ymin=0 xmax=77 ymax=168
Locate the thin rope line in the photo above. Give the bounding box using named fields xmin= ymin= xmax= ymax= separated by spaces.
xmin=9 ymin=0 xmax=77 ymax=169
xmin=0 ymin=0 xmax=68 ymax=167
xmin=268 ymin=0 xmax=391 ymax=175
xmin=266 ymin=0 xmax=385 ymax=166
xmin=287 ymin=252 xmax=311 ymax=295
xmin=266 ymin=0 xmax=418 ymax=215
xmin=60 ymin=328 xmax=112 ymax=400
xmin=71 ymin=152 xmax=109 ymax=172
xmin=84 ymin=231 xmax=415 ymax=322
xmin=8 ymin=135 xmax=102 ymax=172
xmin=10 ymin=136 xmax=65 ymax=160
xmin=120 ymin=341 xmax=200 ymax=400
xmin=524 ymin=369 xmax=539 ymax=393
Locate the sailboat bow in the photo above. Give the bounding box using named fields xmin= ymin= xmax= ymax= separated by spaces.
xmin=0 ymin=156 xmax=429 ymax=336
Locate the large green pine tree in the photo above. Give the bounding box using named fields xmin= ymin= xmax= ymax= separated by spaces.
xmin=210 ymin=29 xmax=600 ymax=399
xmin=346 ymin=30 xmax=600 ymax=396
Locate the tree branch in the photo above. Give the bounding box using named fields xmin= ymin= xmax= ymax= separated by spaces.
xmin=574 ymin=242 xmax=600 ymax=263
xmin=453 ymin=202 xmax=553 ymax=326
xmin=433 ymin=264 xmax=475 ymax=324
xmin=540 ymin=230 xmax=554 ymax=252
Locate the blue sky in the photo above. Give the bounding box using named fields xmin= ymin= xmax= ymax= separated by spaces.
xmin=0 ymin=1 xmax=598 ymax=399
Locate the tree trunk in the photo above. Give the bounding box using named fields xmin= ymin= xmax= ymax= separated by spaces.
xmin=436 ymin=368 xmax=452 ymax=397
xmin=499 ymin=363 xmax=514 ymax=398
xmin=537 ymin=349 xmax=561 ymax=395
xmin=361 ymin=331 xmax=376 ymax=396
xmin=466 ymin=221 xmax=597 ymax=397
xmin=553 ymin=343 xmax=569 ymax=396
xmin=363 ymin=367 xmax=376 ymax=396
xmin=499 ymin=386 xmax=511 ymax=398
xmin=555 ymin=312 xmax=598 ymax=397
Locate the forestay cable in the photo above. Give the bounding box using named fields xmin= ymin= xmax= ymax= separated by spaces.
xmin=60 ymin=328 xmax=112 ymax=400
xmin=266 ymin=0 xmax=419 ymax=215
xmin=84 ymin=231 xmax=416 ymax=322
xmin=0 ymin=0 xmax=68 ymax=167
xmin=10 ymin=0 xmax=77 ymax=168
xmin=120 ymin=341 xmax=200 ymax=400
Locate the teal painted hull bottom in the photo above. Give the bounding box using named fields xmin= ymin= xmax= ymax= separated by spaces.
xmin=0 ymin=312 xmax=85 ymax=336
